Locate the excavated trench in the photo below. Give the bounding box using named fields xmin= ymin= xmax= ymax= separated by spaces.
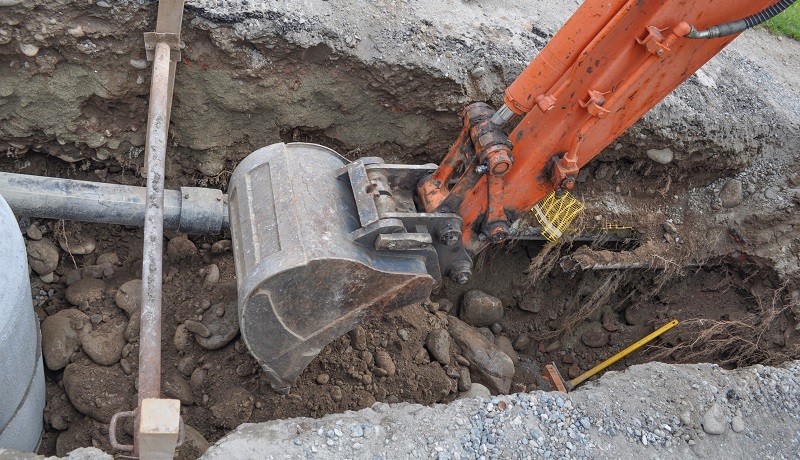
xmin=1 ymin=1 xmax=799 ymax=458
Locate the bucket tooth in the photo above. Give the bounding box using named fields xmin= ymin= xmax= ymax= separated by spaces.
xmin=228 ymin=143 xmax=434 ymax=392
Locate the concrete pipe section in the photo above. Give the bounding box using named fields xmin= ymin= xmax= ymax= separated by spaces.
xmin=0 ymin=194 xmax=45 ymax=452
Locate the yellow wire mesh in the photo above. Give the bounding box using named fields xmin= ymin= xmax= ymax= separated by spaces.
xmin=532 ymin=191 xmax=586 ymax=242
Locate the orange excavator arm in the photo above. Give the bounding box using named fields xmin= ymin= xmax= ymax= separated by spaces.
xmin=419 ymin=0 xmax=789 ymax=255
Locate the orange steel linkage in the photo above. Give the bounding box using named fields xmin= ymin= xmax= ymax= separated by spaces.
xmin=419 ymin=0 xmax=774 ymax=255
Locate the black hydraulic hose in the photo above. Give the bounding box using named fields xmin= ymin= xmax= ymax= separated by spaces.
xmin=686 ymin=0 xmax=796 ymax=39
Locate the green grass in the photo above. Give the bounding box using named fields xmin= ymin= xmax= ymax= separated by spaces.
xmin=764 ymin=1 xmax=800 ymax=40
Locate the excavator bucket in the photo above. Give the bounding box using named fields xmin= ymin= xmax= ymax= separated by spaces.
xmin=227 ymin=143 xmax=469 ymax=393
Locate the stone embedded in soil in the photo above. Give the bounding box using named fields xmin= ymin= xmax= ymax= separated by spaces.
xmin=646 ymin=147 xmax=674 ymax=164
xmin=26 ymin=224 xmax=42 ymax=240
xmin=458 ymin=367 xmax=472 ymax=392
xmin=65 ymin=278 xmax=106 ymax=306
xmin=517 ymin=296 xmax=541 ymax=313
xmin=375 ymin=349 xmax=396 ymax=377
xmin=719 ymin=179 xmax=744 ymax=208
xmin=41 ymin=308 xmax=92 ymax=370
xmin=513 ymin=333 xmax=532 ymax=351
xmin=210 ymin=387 xmax=254 ymax=429
xmin=114 ymin=279 xmax=142 ymax=315
xmin=581 ymin=324 xmax=610 ymax=348
xmin=124 ymin=309 xmax=140 ymax=341
xmin=81 ymin=319 xmax=126 ymax=366
xmin=459 ymin=290 xmax=504 ymax=327
xmin=316 ymin=373 xmax=330 ymax=385
xmin=190 ymin=367 xmax=206 ymax=391
xmin=174 ymin=324 xmax=192 ymax=352
xmin=195 ymin=301 xmax=239 ymax=350
xmin=26 ymin=238 xmax=59 ymax=275
xmin=62 ymin=362 xmax=134 ymax=423
xmin=448 ymin=317 xmax=514 ymax=395
xmin=461 ymin=382 xmax=491 ymax=399
xmin=425 ymin=329 xmax=451 ymax=365
xmin=58 ymin=234 xmax=96 ymax=255
xmin=203 ymin=263 xmax=220 ymax=288
xmin=81 ymin=263 xmax=114 ymax=279
xmin=65 ymin=269 xmax=82 ymax=286
xmin=95 ymin=252 xmax=119 ymax=266
xmin=211 ymin=239 xmax=232 ymax=253
xmin=177 ymin=424 xmax=211 ymax=460
xmin=349 ymin=326 xmax=367 ymax=351
xmin=164 ymin=371 xmax=194 ymax=405
xmin=702 ymin=402 xmax=727 ymax=435
xmin=495 ymin=336 xmax=518 ymax=364
xmin=167 ymin=234 xmax=198 ymax=260
xmin=438 ymin=298 xmax=454 ymax=313
xmin=177 ymin=355 xmax=196 ymax=377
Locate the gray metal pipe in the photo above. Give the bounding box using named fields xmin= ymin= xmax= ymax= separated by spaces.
xmin=0 ymin=172 xmax=228 ymax=234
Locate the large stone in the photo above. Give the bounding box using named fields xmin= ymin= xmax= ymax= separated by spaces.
xmin=494 ymin=336 xmax=518 ymax=364
xmin=62 ymin=362 xmax=134 ymax=423
xmin=581 ymin=323 xmax=610 ymax=348
xmin=459 ymin=290 xmax=504 ymax=327
xmin=702 ymin=402 xmax=727 ymax=435
xmin=375 ymin=350 xmax=396 ymax=377
xmin=646 ymin=148 xmax=674 ymax=165
xmin=719 ymin=179 xmax=743 ymax=208
xmin=26 ymin=238 xmax=59 ymax=275
xmin=425 ymin=329 xmax=451 ymax=365
xmin=114 ymin=279 xmax=142 ymax=315
xmin=448 ymin=317 xmax=514 ymax=395
xmin=167 ymin=234 xmax=198 ymax=260
xmin=65 ymin=278 xmax=106 ymax=306
xmin=163 ymin=371 xmax=194 ymax=405
xmin=41 ymin=309 xmax=92 ymax=370
xmin=58 ymin=234 xmax=96 ymax=255
xmin=81 ymin=320 xmax=126 ymax=366
xmin=195 ymin=301 xmax=239 ymax=350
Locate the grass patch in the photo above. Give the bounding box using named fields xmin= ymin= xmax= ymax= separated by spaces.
xmin=764 ymin=1 xmax=800 ymax=40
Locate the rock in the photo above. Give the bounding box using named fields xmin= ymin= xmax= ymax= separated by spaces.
xmin=210 ymin=388 xmax=254 ymax=429
xmin=679 ymin=411 xmax=692 ymax=426
xmin=646 ymin=148 xmax=674 ymax=164
xmin=95 ymin=252 xmax=119 ymax=266
xmin=316 ymin=373 xmax=330 ymax=385
xmin=177 ymin=355 xmax=196 ymax=377
xmin=581 ymin=323 xmax=610 ymax=348
xmin=477 ymin=327 xmax=495 ymax=342
xmin=163 ymin=371 xmax=194 ymax=405
xmin=26 ymin=239 xmax=59 ymax=275
xmin=203 ymin=264 xmax=220 ymax=288
xmin=190 ymin=368 xmax=206 ymax=391
xmin=568 ymin=364 xmax=581 ymax=379
xmin=375 ymin=350 xmax=396 ymax=377
xmin=513 ymin=333 xmax=532 ymax=351
xmin=82 ymin=263 xmax=114 ymax=279
xmin=457 ymin=367 xmax=472 ymax=392
xmin=174 ymin=324 xmax=191 ymax=352
xmin=438 ymin=298 xmax=454 ymax=313
xmin=461 ymin=382 xmax=491 ymax=399
xmin=167 ymin=235 xmax=197 ymax=260
xmin=124 ymin=309 xmax=140 ymax=341
xmin=81 ymin=320 xmax=126 ymax=366
xmin=349 ymin=326 xmax=367 ymax=351
xmin=62 ymin=362 xmax=133 ymax=422
xmin=176 ymin=424 xmax=211 ymax=460
xmin=26 ymin=224 xmax=42 ymax=240
xmin=425 ymin=329 xmax=451 ymax=365
xmin=211 ymin=239 xmax=232 ymax=253
xmin=495 ymin=336 xmax=518 ymax=364
xmin=459 ymin=290 xmax=504 ymax=327
xmin=518 ymin=296 xmax=541 ymax=313
xmin=489 ymin=323 xmax=502 ymax=334
xmin=448 ymin=317 xmax=514 ymax=394
xmin=731 ymin=415 xmax=745 ymax=433
xmin=19 ymin=43 xmax=40 ymax=57
xmin=185 ymin=320 xmax=211 ymax=338
xmin=58 ymin=235 xmax=96 ymax=255
xmin=397 ymin=328 xmax=410 ymax=341
xmin=114 ymin=279 xmax=142 ymax=315
xmin=65 ymin=269 xmax=82 ymax=286
xmin=41 ymin=309 xmax=92 ymax=370
xmin=39 ymin=272 xmax=54 ymax=283
xmin=719 ymin=179 xmax=743 ymax=208
xmin=65 ymin=278 xmax=106 ymax=306
xmin=195 ymin=301 xmax=239 ymax=349
xmin=702 ymin=403 xmax=727 ymax=435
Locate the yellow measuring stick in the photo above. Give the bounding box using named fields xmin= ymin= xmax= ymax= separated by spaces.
xmin=569 ymin=319 xmax=679 ymax=389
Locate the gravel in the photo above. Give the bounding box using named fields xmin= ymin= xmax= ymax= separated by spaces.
xmin=200 ymin=361 xmax=800 ymax=459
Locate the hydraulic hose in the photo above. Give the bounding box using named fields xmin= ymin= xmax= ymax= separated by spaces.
xmin=685 ymin=0 xmax=796 ymax=39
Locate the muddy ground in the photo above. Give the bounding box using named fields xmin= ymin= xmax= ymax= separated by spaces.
xmin=1 ymin=0 xmax=799 ymax=458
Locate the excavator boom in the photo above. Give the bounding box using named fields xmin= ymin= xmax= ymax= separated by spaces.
xmin=227 ymin=0 xmax=785 ymax=392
